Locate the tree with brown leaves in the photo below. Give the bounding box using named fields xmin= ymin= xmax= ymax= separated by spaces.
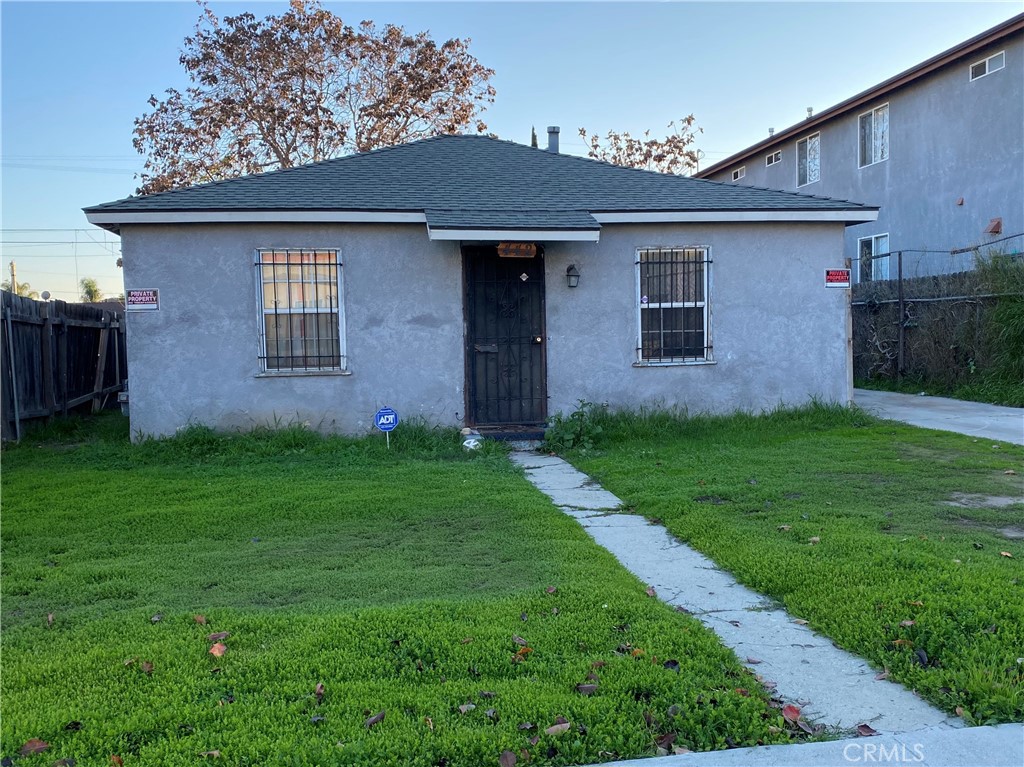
xmin=133 ymin=0 xmax=496 ymax=194
xmin=578 ymin=116 xmax=702 ymax=175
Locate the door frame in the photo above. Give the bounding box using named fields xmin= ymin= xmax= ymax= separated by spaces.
xmin=461 ymin=244 xmax=548 ymax=427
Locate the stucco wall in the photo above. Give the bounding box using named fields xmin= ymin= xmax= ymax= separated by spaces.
xmin=120 ymin=220 xmax=851 ymax=438
xmin=543 ymin=223 xmax=851 ymax=417
xmin=706 ymin=34 xmax=1023 ymax=278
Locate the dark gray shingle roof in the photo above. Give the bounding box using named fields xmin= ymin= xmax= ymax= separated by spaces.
xmin=425 ymin=209 xmax=600 ymax=231
xmin=85 ymin=135 xmax=875 ymax=215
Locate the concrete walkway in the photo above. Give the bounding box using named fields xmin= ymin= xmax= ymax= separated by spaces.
xmin=508 ymin=450 xmax=1024 ymax=766
xmin=854 ymin=389 xmax=1024 ymax=446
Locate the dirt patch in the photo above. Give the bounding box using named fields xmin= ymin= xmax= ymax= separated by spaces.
xmin=943 ymin=493 xmax=1022 ymax=510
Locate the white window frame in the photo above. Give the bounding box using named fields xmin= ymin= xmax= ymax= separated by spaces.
xmin=635 ymin=246 xmax=712 ymax=365
xmin=858 ymin=103 xmax=889 ymax=168
xmin=796 ymin=133 xmax=820 ymax=187
xmin=765 ymin=150 xmax=781 ymax=167
xmin=858 ymin=233 xmax=890 ymax=282
xmin=732 ymin=166 xmax=746 ymax=181
xmin=255 ymin=248 xmax=347 ymax=374
xmin=969 ymin=50 xmax=1005 ymax=81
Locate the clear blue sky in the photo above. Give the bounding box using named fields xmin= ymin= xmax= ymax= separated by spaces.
xmin=1 ymin=0 xmax=1019 ymax=300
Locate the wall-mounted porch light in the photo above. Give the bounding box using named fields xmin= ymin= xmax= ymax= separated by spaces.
xmin=566 ymin=264 xmax=580 ymax=288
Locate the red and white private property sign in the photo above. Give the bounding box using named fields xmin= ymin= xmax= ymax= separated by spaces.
xmin=126 ymin=289 xmax=160 ymax=311
xmin=824 ymin=269 xmax=851 ymax=289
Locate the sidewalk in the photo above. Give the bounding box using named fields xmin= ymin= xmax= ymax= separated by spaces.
xmin=854 ymin=389 xmax=1024 ymax=446
xmin=509 ymin=449 xmax=1024 ymax=767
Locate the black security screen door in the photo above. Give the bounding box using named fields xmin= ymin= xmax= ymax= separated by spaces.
xmin=464 ymin=245 xmax=547 ymax=425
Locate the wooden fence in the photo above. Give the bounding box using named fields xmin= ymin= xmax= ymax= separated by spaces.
xmin=1 ymin=291 xmax=127 ymax=441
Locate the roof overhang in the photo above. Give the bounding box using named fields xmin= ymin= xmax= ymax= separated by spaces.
xmin=592 ymin=210 xmax=878 ymax=224
xmin=86 ymin=206 xmax=877 ymax=234
xmin=426 ymin=227 xmax=601 ymax=242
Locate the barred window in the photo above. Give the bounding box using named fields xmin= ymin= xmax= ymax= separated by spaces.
xmin=256 ymin=249 xmax=345 ymax=372
xmin=637 ymin=247 xmax=710 ymax=363
xmin=858 ymin=104 xmax=888 ymax=168
xmin=796 ymin=133 xmax=820 ymax=187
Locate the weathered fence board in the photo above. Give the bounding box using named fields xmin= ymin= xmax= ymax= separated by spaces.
xmin=1 ymin=291 xmax=126 ymax=441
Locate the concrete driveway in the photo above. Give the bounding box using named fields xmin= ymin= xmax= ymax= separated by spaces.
xmin=854 ymin=389 xmax=1024 ymax=446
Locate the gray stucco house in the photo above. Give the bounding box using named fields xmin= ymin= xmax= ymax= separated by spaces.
xmin=698 ymin=13 xmax=1023 ymax=283
xmin=85 ymin=132 xmax=875 ymax=438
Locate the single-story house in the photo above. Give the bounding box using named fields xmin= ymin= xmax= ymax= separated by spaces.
xmin=85 ymin=129 xmax=877 ymax=439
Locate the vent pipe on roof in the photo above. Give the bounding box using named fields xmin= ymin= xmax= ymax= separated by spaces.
xmin=806 ymin=107 xmax=813 ymax=119
xmin=768 ymin=127 xmax=774 ymax=137
xmin=547 ymin=126 xmax=560 ymax=153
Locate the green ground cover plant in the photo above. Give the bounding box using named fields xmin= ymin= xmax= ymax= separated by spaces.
xmin=564 ymin=404 xmax=1024 ymax=725
xmin=2 ymin=415 xmax=794 ymax=766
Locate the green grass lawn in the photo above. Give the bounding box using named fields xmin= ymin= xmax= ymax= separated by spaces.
xmin=563 ymin=404 xmax=1024 ymax=725
xmin=2 ymin=416 xmax=792 ymax=766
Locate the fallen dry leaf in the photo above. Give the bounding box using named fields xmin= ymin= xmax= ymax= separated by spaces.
xmin=517 ymin=722 xmax=536 ymax=731
xmin=460 ymin=637 xmax=474 ymax=644
xmin=515 ymin=646 xmax=533 ymax=657
xmin=198 ymin=750 xmax=221 ymax=758
xmin=645 ymin=586 xmax=657 ymax=597
xmin=735 ymin=688 xmax=750 ymax=697
xmin=364 ymin=710 xmax=385 ymax=728
xmin=746 ymin=657 xmax=762 ymax=665
xmin=150 ymin=613 xmax=163 ymax=623
xmin=47 ymin=612 xmax=54 ymax=628
xmin=545 ymin=586 xmax=557 ymax=594
xmin=315 ymin=683 xmax=325 ymax=704
xmin=782 ymin=704 xmax=801 ymax=723
xmin=892 ymin=639 xmax=914 ymax=647
xmin=777 ymin=525 xmax=792 ymax=532
xmin=499 ymin=750 xmax=517 ymax=767
xmin=955 ymin=706 xmax=965 ymax=717
xmin=655 ymin=732 xmax=676 ymax=750
xmin=545 ymin=722 xmax=571 ymax=736
xmin=875 ymin=670 xmax=889 ymax=681
xmin=206 ymin=631 xmax=230 ymax=642
xmin=458 ymin=703 xmax=476 ymax=714
xmin=673 ymin=746 xmax=691 ymax=755
xmin=900 ymin=620 xmax=916 ymax=627
xmin=209 ymin=643 xmax=227 ymax=657
xmin=906 ymin=600 xmax=924 ymax=607
xmin=793 ymin=619 xmax=809 ymax=625
xmin=141 ymin=661 xmax=154 ymax=675
xmin=856 ymin=723 xmax=880 ymax=737
xmin=111 ymin=757 xmax=124 ymax=767
xmin=194 ymin=615 xmax=208 ymax=625
xmin=808 ymin=536 xmax=821 ymax=545
xmin=575 ymin=683 xmax=598 ymax=695
xmin=1000 ymin=551 xmax=1013 ymax=558
xmin=19 ymin=739 xmax=49 ymax=756
xmin=512 ymin=635 xmax=528 ymax=647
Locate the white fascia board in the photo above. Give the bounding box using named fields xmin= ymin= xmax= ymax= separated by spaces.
xmin=592 ymin=210 xmax=879 ymax=223
xmin=427 ymin=227 xmax=601 ymax=242
xmin=85 ymin=210 xmax=428 ymax=226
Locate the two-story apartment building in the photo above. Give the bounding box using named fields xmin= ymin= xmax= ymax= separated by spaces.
xmin=698 ymin=13 xmax=1023 ymax=282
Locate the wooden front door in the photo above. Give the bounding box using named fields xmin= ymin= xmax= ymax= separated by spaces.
xmin=464 ymin=245 xmax=547 ymax=425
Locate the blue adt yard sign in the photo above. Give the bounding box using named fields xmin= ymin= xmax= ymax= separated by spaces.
xmin=374 ymin=407 xmax=399 ymax=432
xmin=374 ymin=406 xmax=399 ymax=448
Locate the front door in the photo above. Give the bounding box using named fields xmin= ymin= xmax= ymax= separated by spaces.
xmin=464 ymin=245 xmax=547 ymax=425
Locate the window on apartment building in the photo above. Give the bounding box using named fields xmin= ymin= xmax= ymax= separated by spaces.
xmin=732 ymin=167 xmax=746 ymax=181
xmin=858 ymin=104 xmax=889 ymax=167
xmin=858 ymin=234 xmax=890 ymax=282
xmin=256 ymin=249 xmax=346 ymax=372
xmin=637 ymin=247 xmax=710 ymax=363
xmin=796 ymin=133 xmax=820 ymax=186
xmin=970 ymin=51 xmax=1005 ymax=81
xmin=766 ymin=150 xmax=782 ymax=167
